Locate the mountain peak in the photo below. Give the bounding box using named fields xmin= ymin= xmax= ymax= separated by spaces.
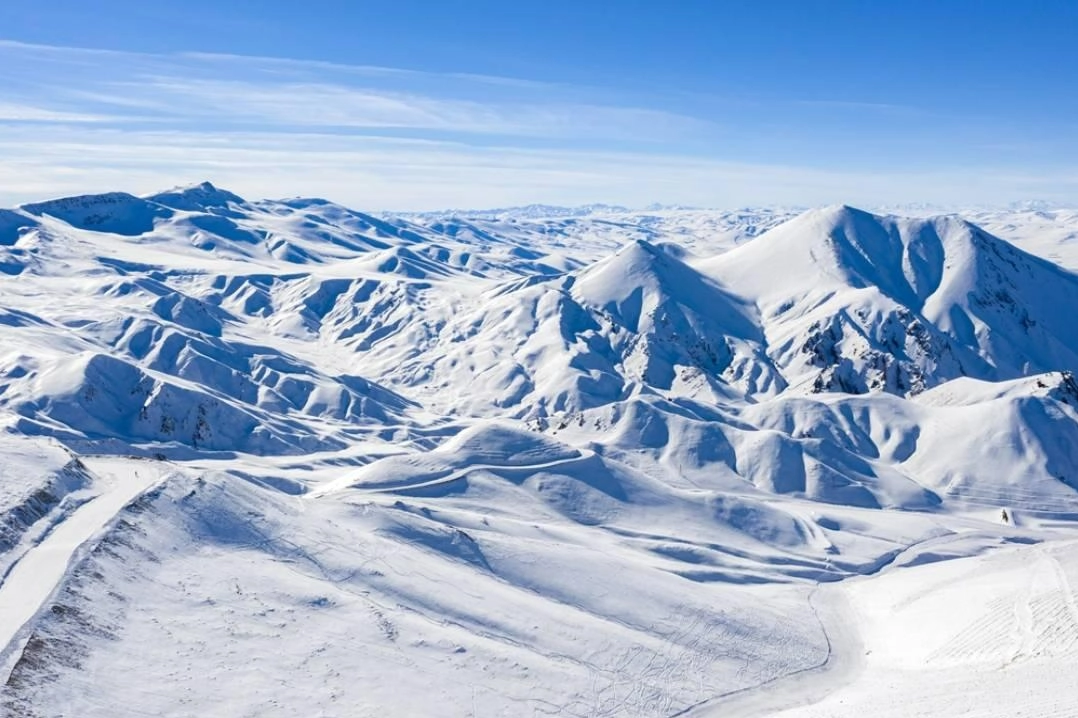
xmin=709 ymin=205 xmax=975 ymax=305
xmin=571 ymin=236 xmax=757 ymax=339
xmin=572 ymin=238 xmax=692 ymax=312
xmin=704 ymin=205 xmax=1078 ymax=396
xmin=146 ymin=182 xmax=247 ymax=212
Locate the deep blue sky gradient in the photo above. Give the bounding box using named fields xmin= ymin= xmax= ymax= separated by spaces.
xmin=1 ymin=1 xmax=1076 ymax=208
xmin=6 ymin=2 xmax=1076 ymax=105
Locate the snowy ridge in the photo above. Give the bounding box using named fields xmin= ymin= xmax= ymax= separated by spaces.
xmin=1 ymin=186 xmax=1078 ymax=716
xmin=704 ymin=205 xmax=1078 ymax=395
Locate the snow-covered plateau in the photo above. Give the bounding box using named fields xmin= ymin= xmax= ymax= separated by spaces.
xmin=1 ymin=184 xmax=1077 ymax=717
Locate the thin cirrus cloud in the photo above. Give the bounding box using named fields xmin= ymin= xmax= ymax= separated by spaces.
xmin=0 ymin=102 xmax=119 ymax=123
xmin=127 ymin=77 xmax=711 ymax=139
xmin=0 ymin=39 xmax=1073 ymax=209
xmin=0 ymin=39 xmax=710 ymax=141
xmin=2 ymin=123 xmax=1076 ymax=212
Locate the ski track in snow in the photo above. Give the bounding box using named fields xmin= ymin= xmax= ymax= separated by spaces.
xmin=764 ymin=540 xmax=1078 ymax=718
xmin=674 ymin=583 xmax=862 ymax=717
xmin=684 ymin=538 xmax=1078 ymax=718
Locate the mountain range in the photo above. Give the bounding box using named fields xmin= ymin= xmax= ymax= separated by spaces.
xmin=1 ymin=184 xmax=1077 ymax=717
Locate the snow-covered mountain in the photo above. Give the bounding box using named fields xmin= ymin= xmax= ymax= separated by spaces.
xmin=703 ymin=205 xmax=1078 ymax=394
xmin=2 ymin=184 xmax=1078 ymax=717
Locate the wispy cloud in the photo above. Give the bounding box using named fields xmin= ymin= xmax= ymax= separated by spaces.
xmin=0 ymin=102 xmax=116 ymax=123
xmin=124 ymin=77 xmax=709 ymax=139
xmin=0 ymin=40 xmax=1072 ymax=209
xmin=0 ymin=40 xmax=708 ymax=141
xmin=2 ymin=123 xmax=1076 ymax=210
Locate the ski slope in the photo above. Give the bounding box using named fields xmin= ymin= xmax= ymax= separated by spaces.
xmin=1 ymin=186 xmax=1078 ymax=715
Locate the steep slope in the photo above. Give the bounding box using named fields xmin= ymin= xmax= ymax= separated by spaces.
xmin=0 ymin=212 xmax=423 ymax=455
xmin=944 ymin=206 xmax=1078 ymax=270
xmin=0 ymin=436 xmax=91 ymax=569
xmin=703 ymin=205 xmax=1078 ymax=395
xmin=19 ymin=192 xmax=172 ymax=236
xmin=567 ymin=239 xmax=781 ymax=398
xmin=372 ymin=239 xmax=784 ymax=418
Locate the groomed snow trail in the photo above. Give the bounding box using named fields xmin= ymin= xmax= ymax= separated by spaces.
xmin=0 ymin=458 xmax=167 ymax=683
xmin=674 ymin=583 xmax=862 ymax=717
xmin=763 ymin=538 xmax=1078 ymax=718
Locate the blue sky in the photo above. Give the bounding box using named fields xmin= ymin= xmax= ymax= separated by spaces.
xmin=1 ymin=1 xmax=1076 ymax=209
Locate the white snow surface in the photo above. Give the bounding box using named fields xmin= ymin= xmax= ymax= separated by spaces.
xmin=1 ymin=185 xmax=1077 ymax=715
